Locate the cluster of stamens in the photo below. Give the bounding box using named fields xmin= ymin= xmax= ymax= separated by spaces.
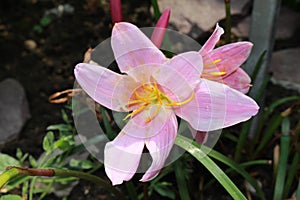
xmin=123 ymin=79 xmax=194 ymax=123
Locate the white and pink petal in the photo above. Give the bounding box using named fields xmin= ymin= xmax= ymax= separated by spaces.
xmin=74 ymin=63 xmax=138 ymax=112
xmin=175 ymin=79 xmax=259 ymax=131
xmin=223 ymin=68 xmax=251 ymax=94
xmin=164 ymin=51 xmax=203 ymax=87
xmin=140 ymin=111 xmax=177 ymax=181
xmin=104 ymin=133 xmax=144 ymax=185
xmin=203 ymin=42 xmax=253 ymax=75
xmin=152 ymin=64 xmax=195 ymax=103
xmin=122 ymin=105 xmax=174 ymax=139
xmin=111 ymin=22 xmax=166 ymax=73
xmin=199 ymin=24 xmax=224 ymax=55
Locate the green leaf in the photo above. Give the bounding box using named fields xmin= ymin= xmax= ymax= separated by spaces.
xmin=153 ymin=182 xmax=175 ymax=199
xmin=33 ymin=25 xmax=43 ymax=33
xmin=47 ymin=124 xmax=71 ymax=132
xmin=283 ymin=142 xmax=300 ymax=198
xmin=54 ymin=135 xmax=75 ymax=151
xmin=296 ymin=178 xmax=300 ymax=200
xmin=40 ymin=17 xmax=52 ymax=27
xmin=29 ymin=155 xmax=37 ymax=168
xmin=274 ymin=118 xmax=290 ymax=200
xmin=206 ymin=149 xmax=266 ymax=200
xmin=253 ymin=114 xmax=283 ymax=158
xmin=251 ymin=51 xmax=266 ymax=82
xmin=61 ymin=109 xmax=69 ymax=123
xmin=151 ymin=0 xmax=161 ymax=21
xmin=43 ymin=131 xmax=54 ymax=153
xmin=16 ymin=148 xmax=22 ymax=160
xmin=0 ymin=153 xmax=20 ymax=172
xmin=69 ymin=159 xmax=94 ymax=170
xmin=0 ymin=194 xmax=22 ymax=200
xmin=234 ymin=120 xmax=251 ymax=162
xmin=175 ymin=134 xmax=247 ymax=200
xmin=125 ymin=182 xmax=138 ymax=200
xmin=174 ymin=159 xmax=191 ymax=200
xmin=101 ymin=106 xmax=116 ymax=140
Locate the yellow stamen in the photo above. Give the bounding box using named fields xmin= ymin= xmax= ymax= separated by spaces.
xmin=165 ymin=92 xmax=195 ymax=106
xmin=202 ymin=71 xmax=227 ymax=76
xmin=213 ymin=59 xmax=222 ymax=64
xmin=145 ymin=104 xmax=162 ymax=123
xmin=123 ymin=103 xmax=148 ymax=121
xmin=204 ymin=59 xmax=222 ymax=67
xmin=124 ymin=79 xmax=195 ymax=123
xmin=153 ymin=80 xmax=162 ymax=104
xmin=142 ymin=84 xmax=154 ymax=92
xmin=134 ymin=91 xmax=151 ymax=104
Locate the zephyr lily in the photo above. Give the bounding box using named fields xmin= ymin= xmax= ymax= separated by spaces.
xmin=74 ymin=22 xmax=259 ymax=185
xmin=151 ymin=8 xmax=171 ymax=48
xmin=200 ymin=24 xmax=253 ymax=94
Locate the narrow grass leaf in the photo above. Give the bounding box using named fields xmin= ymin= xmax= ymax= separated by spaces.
xmin=283 ymin=146 xmax=299 ymax=198
xmin=253 ymin=114 xmax=283 ymax=158
xmin=174 ymin=159 xmax=191 ymax=200
xmin=175 ymin=134 xmax=247 ymax=200
xmin=273 ymin=118 xmax=290 ymax=200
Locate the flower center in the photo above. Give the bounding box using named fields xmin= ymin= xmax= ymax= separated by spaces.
xmin=123 ymin=79 xmax=194 ymax=123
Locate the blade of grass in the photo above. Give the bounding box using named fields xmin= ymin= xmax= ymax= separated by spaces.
xmin=125 ymin=182 xmax=138 ymax=200
xmin=207 ymin=144 xmax=266 ymax=199
xmin=253 ymin=114 xmax=283 ymax=158
xmin=234 ymin=121 xmax=251 ymax=163
xmin=250 ymin=51 xmax=267 ymax=83
xmin=101 ymin=106 xmax=116 ymax=140
xmin=175 ymin=134 xmax=247 ymax=200
xmin=297 ymin=178 xmax=300 ymax=200
xmin=251 ymin=96 xmax=300 ymax=153
xmin=174 ymin=159 xmax=191 ymax=200
xmin=273 ymin=117 xmax=290 ymax=200
xmin=151 ymin=0 xmax=161 ymax=21
xmin=224 ymin=0 xmax=232 ymax=43
xmin=283 ymin=144 xmax=299 ymax=198
xmin=204 ymin=159 xmax=269 ymax=199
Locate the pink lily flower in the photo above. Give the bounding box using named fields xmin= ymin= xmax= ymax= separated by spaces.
xmin=200 ymin=24 xmax=253 ymax=94
xmin=74 ymin=22 xmax=259 ymax=185
xmin=110 ymin=0 xmax=123 ymax=24
xmin=192 ymin=24 xmax=254 ymax=145
xmin=151 ymin=8 xmax=171 ymax=48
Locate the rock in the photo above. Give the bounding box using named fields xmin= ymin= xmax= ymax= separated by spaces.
xmin=156 ymin=0 xmax=249 ymax=37
xmin=24 ymin=39 xmax=37 ymax=51
xmin=44 ymin=3 xmax=75 ymax=19
xmin=0 ymin=78 xmax=30 ymax=146
xmin=270 ymin=47 xmax=300 ymax=92
xmin=232 ymin=6 xmax=300 ymax=39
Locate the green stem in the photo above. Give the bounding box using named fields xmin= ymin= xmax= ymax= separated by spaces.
xmin=0 ymin=167 xmax=126 ymax=200
xmin=175 ymin=135 xmax=247 ymax=200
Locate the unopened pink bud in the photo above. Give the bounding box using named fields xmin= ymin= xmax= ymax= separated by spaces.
xmin=110 ymin=0 xmax=123 ymax=24
xmin=151 ymin=8 xmax=170 ymax=48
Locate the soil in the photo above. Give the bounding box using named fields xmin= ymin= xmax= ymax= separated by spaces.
xmin=0 ymin=0 xmax=151 ymax=156
xmin=0 ymin=0 xmax=299 ymax=200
